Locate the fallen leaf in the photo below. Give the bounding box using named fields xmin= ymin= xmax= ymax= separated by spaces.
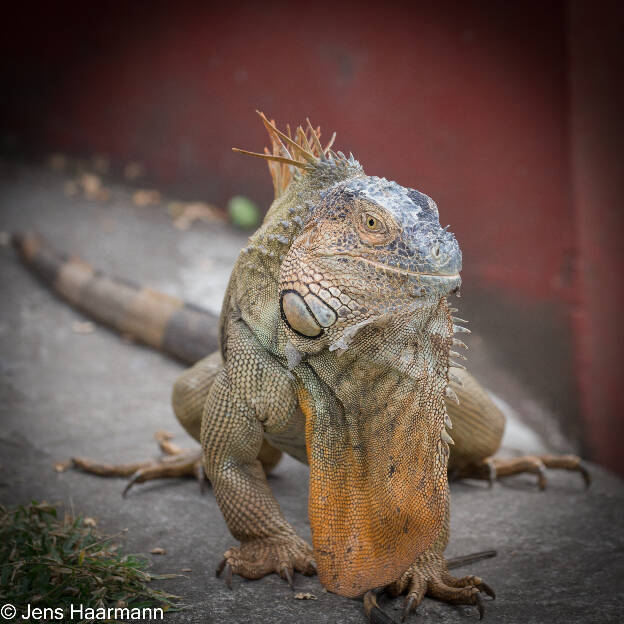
xmin=80 ymin=173 xmax=103 ymax=200
xmin=171 ymin=201 xmax=223 ymax=230
xmin=294 ymin=592 xmax=317 ymax=600
xmin=53 ymin=460 xmax=71 ymax=473
xmin=72 ymin=321 xmax=95 ymax=334
xmin=133 ymin=189 xmax=161 ymax=207
xmin=228 ymin=195 xmax=260 ymax=229
xmin=94 ymin=188 xmax=111 ymax=202
xmin=154 ymin=430 xmax=174 ymax=442
xmin=167 ymin=201 xmax=186 ymax=218
xmin=180 ymin=568 xmax=192 ymax=573
xmin=124 ymin=162 xmax=145 ymax=181
xmin=150 ymin=547 xmax=166 ymax=555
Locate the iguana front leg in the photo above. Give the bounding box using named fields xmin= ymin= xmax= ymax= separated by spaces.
xmin=72 ymin=351 xmax=283 ymax=492
xmin=202 ymin=320 xmax=315 ymax=587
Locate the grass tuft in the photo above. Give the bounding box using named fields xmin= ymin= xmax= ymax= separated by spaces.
xmin=0 ymin=501 xmax=182 ymax=621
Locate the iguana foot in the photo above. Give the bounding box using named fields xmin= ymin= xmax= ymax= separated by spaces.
xmin=456 ymin=454 xmax=590 ymax=490
xmin=71 ymin=430 xmax=206 ymax=496
xmin=385 ymin=552 xmax=494 ymax=621
xmin=216 ymin=534 xmax=316 ymax=589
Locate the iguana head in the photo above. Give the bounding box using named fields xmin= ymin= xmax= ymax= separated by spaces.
xmin=279 ymin=177 xmax=461 ymax=347
xmin=233 ymin=112 xmax=460 ymax=343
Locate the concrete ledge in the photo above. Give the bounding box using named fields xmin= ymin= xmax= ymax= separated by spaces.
xmin=1 ymin=163 xmax=622 ymax=623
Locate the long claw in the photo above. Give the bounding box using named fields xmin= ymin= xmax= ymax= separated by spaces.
xmin=536 ymin=464 xmax=547 ymax=490
xmin=579 ymin=462 xmax=591 ymax=488
xmin=479 ymin=582 xmax=496 ymax=600
xmin=281 ymin=565 xmax=294 ymax=588
xmin=122 ymin=470 xmax=143 ymax=498
xmin=486 ymin=460 xmax=496 ymax=488
xmin=195 ymin=462 xmax=207 ymax=494
xmin=363 ymin=590 xmax=396 ymax=624
xmin=475 ymin=594 xmax=485 ymax=620
xmin=225 ymin=562 xmax=233 ymax=589
xmin=401 ymin=595 xmax=416 ymax=622
xmin=475 ymin=593 xmax=485 ymax=620
xmin=214 ymin=557 xmax=233 ymax=589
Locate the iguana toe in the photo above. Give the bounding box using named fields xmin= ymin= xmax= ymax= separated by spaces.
xmin=70 ymin=432 xmax=207 ymax=496
xmin=426 ymin=580 xmax=484 ymax=617
xmin=216 ymin=535 xmax=316 ymax=589
xmin=121 ymin=452 xmax=204 ymax=497
xmin=386 ymin=553 xmax=494 ymax=621
xmin=401 ymin=591 xmax=421 ymax=622
xmin=456 ymin=454 xmax=590 ymax=489
xmin=475 ymin=593 xmax=485 ymax=620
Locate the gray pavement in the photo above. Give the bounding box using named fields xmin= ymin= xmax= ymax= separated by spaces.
xmin=1 ymin=161 xmax=623 ymax=623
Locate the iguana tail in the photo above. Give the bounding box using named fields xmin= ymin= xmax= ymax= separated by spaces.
xmin=12 ymin=232 xmax=218 ymax=364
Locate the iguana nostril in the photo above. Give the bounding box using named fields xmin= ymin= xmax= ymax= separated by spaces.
xmin=431 ymin=243 xmax=441 ymax=259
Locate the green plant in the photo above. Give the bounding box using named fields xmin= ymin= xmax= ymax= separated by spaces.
xmin=0 ymin=502 xmax=182 ymax=622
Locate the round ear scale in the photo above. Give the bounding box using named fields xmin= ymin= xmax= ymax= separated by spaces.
xmin=280 ymin=290 xmax=339 ymax=338
xmin=304 ymin=293 xmax=337 ymax=328
xmin=280 ymin=290 xmax=322 ymax=337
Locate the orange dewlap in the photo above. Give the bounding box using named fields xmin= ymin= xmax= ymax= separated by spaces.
xmin=300 ymin=386 xmax=448 ymax=598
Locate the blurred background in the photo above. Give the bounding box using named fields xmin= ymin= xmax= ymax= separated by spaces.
xmin=1 ymin=0 xmax=622 ymax=474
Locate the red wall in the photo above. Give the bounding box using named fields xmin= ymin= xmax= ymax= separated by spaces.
xmin=2 ymin=1 xmax=622 ymax=472
xmin=568 ymin=1 xmax=624 ymax=476
xmin=2 ymin=1 xmax=573 ymax=299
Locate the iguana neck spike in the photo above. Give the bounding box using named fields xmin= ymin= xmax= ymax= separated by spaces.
xmin=232 ymin=112 xmax=362 ymax=200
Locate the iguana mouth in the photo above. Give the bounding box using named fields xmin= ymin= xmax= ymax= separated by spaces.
xmin=319 ymin=253 xmax=460 ymax=280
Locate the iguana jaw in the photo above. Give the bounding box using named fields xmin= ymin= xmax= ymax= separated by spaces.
xmin=319 ymin=253 xmax=460 ymax=278
xmin=320 ymin=253 xmax=462 ymax=296
xmin=279 ymin=247 xmax=460 ymax=351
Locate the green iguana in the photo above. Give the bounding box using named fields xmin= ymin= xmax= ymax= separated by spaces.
xmin=13 ymin=113 xmax=589 ymax=623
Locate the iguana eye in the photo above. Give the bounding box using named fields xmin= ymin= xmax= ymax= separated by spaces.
xmin=364 ymin=213 xmax=382 ymax=231
xmin=355 ymin=208 xmax=395 ymax=244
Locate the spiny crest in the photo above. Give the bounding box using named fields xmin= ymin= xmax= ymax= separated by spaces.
xmin=233 ymin=111 xmax=360 ymax=199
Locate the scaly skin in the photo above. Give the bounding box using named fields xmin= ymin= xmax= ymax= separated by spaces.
xmin=195 ymin=115 xmax=491 ymax=612
xmin=12 ymin=113 xmax=590 ymax=622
